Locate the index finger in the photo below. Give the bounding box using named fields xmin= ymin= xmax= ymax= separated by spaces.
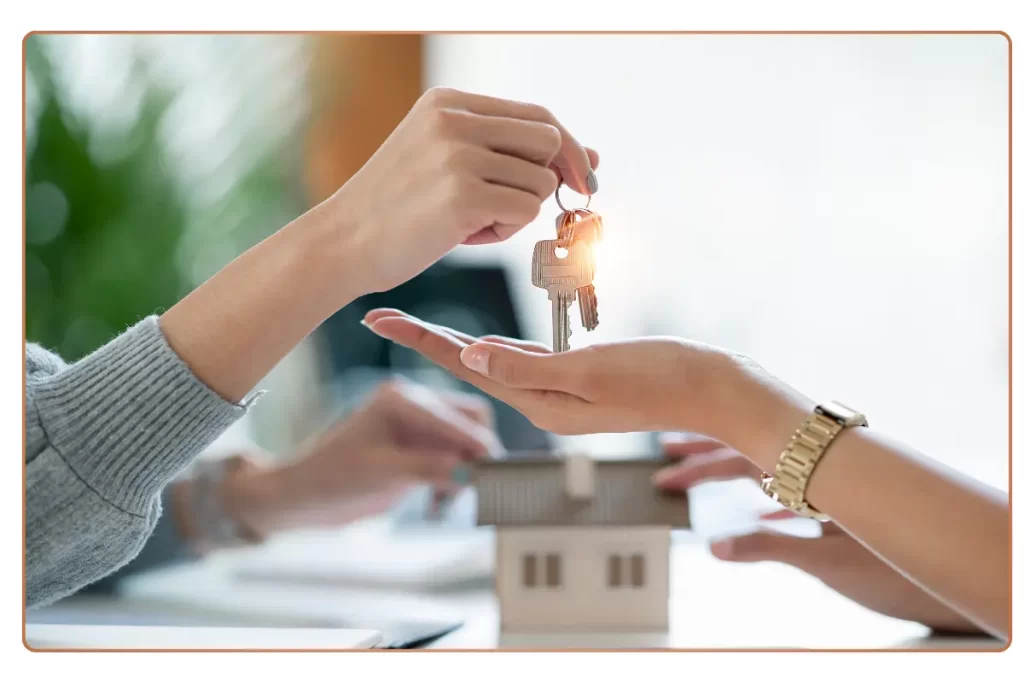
xmin=652 ymin=449 xmax=762 ymax=490
xmin=456 ymin=91 xmax=597 ymax=196
xmin=659 ymin=432 xmax=729 ymax=459
xmin=438 ymin=390 xmax=496 ymax=429
xmin=387 ymin=381 xmax=503 ymax=458
xmin=365 ymin=309 xmax=551 ymax=356
xmin=365 ymin=314 xmax=534 ymax=406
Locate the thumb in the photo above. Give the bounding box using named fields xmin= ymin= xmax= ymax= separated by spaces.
xmin=710 ymin=531 xmax=819 ymax=568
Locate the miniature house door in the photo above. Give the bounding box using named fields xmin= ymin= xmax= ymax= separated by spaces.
xmin=495 ymin=526 xmax=670 ymax=631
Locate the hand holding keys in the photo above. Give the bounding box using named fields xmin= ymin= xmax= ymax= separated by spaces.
xmin=532 ymin=185 xmax=604 ymax=352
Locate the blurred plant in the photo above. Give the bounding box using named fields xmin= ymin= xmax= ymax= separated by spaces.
xmin=25 ymin=36 xmax=191 ymax=360
xmin=25 ymin=35 xmax=306 ymax=361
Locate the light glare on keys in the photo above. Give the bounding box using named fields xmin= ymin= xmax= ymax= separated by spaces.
xmin=535 ymin=189 xmax=604 ymax=352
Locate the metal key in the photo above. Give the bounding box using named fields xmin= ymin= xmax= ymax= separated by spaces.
xmin=578 ymin=282 xmax=599 ymax=331
xmin=571 ymin=209 xmax=603 ymax=244
xmin=555 ymin=210 xmax=576 ymax=247
xmin=571 ymin=210 xmax=603 ymax=332
xmin=532 ymin=239 xmax=595 ymax=352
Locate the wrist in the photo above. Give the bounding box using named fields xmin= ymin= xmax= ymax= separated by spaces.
xmin=284 ymin=197 xmax=368 ymax=309
xmin=159 ymin=202 xmax=365 ymax=404
xmin=702 ymin=355 xmax=816 ymax=471
xmin=218 ymin=465 xmax=289 ymax=540
xmin=176 ymin=457 xmax=277 ymax=552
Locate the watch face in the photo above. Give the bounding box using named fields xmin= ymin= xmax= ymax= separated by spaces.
xmin=820 ymin=401 xmax=867 ymax=426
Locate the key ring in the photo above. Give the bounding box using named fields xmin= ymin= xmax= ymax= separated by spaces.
xmin=555 ymin=183 xmax=591 ymax=213
xmin=556 ymin=210 xmax=576 ymax=247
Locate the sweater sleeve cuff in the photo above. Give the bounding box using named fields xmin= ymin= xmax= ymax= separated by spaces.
xmin=29 ymin=316 xmax=251 ymax=516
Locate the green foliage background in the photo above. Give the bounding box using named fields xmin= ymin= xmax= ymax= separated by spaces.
xmin=26 ymin=37 xmax=188 ymax=360
xmin=25 ymin=35 xmax=304 ymax=361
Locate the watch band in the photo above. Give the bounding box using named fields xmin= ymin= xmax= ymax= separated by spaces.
xmin=760 ymin=401 xmax=868 ymax=522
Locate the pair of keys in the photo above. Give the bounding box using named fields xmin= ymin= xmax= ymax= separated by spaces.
xmin=531 ymin=186 xmax=604 ymax=352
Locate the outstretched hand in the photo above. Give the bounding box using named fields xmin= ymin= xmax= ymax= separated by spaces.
xmin=226 ymin=378 xmax=503 ymax=534
xmin=653 ymin=434 xmax=984 ymax=635
xmin=362 ymin=308 xmax=749 ymax=437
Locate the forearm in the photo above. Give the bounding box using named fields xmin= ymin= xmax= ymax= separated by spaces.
xmin=24 ymin=320 xmax=246 ymax=607
xmin=806 ymin=430 xmax=1008 ymax=638
xmin=160 ymin=200 xmax=361 ymax=403
xmin=710 ymin=368 xmax=1009 ymax=639
xmin=77 ymin=487 xmax=197 ymax=594
xmin=802 ymin=546 xmax=990 ymax=635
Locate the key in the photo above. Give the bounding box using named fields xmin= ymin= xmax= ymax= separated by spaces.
xmin=578 ymin=283 xmax=599 ymax=331
xmin=571 ymin=210 xmax=603 ymax=332
xmin=532 ymin=239 xmax=595 ymax=352
xmin=555 ymin=210 xmax=576 ymax=247
xmin=571 ymin=209 xmax=604 ymax=244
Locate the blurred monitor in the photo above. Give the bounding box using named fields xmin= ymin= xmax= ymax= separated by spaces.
xmin=317 ymin=259 xmax=551 ymax=529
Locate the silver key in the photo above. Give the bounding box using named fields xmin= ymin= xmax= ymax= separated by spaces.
xmin=578 ymin=283 xmax=599 ymax=331
xmin=571 ymin=211 xmax=602 ymax=332
xmin=532 ymin=239 xmax=595 ymax=352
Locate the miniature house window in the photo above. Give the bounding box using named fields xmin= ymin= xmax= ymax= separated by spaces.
xmin=607 ymin=554 xmax=622 ymax=587
xmin=522 ymin=553 xmax=561 ymax=588
xmin=630 ymin=554 xmax=645 ymax=588
xmin=608 ymin=554 xmax=645 ymax=588
xmin=522 ymin=554 xmax=537 ymax=587
xmin=545 ymin=553 xmax=561 ymax=587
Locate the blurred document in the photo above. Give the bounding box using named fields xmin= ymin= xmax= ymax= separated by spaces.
xmin=26 ymin=624 xmax=381 ymax=650
xmin=232 ymin=518 xmax=495 ymax=589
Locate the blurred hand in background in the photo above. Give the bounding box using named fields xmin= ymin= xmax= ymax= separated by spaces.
xmin=653 ymin=434 xmax=984 ymax=636
xmin=176 ymin=379 xmax=502 ymax=545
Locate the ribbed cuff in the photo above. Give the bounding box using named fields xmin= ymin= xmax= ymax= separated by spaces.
xmin=30 ymin=316 xmax=248 ymax=516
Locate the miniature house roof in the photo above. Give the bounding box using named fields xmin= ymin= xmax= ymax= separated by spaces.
xmin=474 ymin=455 xmax=690 ymax=528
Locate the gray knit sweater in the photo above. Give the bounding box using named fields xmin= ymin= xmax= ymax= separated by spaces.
xmin=25 ymin=316 xmax=247 ymax=608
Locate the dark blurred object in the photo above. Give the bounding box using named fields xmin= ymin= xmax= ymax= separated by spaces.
xmin=319 ymin=260 xmax=550 ymax=452
xmin=24 ymin=37 xmax=189 ymax=360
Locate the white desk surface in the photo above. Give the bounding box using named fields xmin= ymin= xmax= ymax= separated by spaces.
xmin=25 ymin=623 xmax=382 ymax=650
xmin=29 ymin=523 xmax=1001 ymax=651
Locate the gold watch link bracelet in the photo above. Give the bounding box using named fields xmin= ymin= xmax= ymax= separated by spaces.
xmin=760 ymin=401 xmax=868 ymax=522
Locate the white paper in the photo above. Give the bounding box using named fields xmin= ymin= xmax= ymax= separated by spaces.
xmin=25 ymin=624 xmax=382 ymax=650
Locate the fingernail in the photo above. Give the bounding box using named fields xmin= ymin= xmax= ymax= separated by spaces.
xmin=461 ymin=346 xmax=490 ymax=375
xmin=365 ymin=322 xmax=394 ymax=340
xmin=483 ymin=436 xmax=507 ymax=458
xmin=710 ymin=539 xmax=734 ymax=559
xmin=360 ymin=319 xmax=371 ymax=329
xmin=586 ymin=170 xmax=599 ymax=194
xmin=659 ymin=432 xmax=688 ymax=445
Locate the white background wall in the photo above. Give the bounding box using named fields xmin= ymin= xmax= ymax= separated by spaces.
xmin=426 ymin=34 xmax=1009 ymax=489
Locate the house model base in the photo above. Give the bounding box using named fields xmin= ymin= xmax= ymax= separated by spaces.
xmin=475 ymin=454 xmax=690 ymax=633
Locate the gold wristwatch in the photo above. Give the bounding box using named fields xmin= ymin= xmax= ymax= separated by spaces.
xmin=760 ymin=401 xmax=868 ymax=521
